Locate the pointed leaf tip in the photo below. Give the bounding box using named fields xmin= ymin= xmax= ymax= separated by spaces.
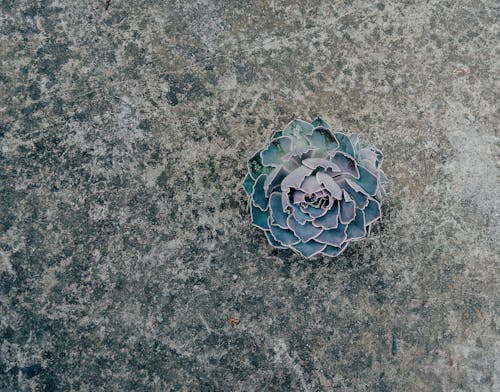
xmin=243 ymin=173 xmax=255 ymax=196
xmin=291 ymin=240 xmax=326 ymax=258
xmin=311 ymin=117 xmax=331 ymax=129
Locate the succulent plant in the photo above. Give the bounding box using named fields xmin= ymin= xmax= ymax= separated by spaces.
xmin=243 ymin=118 xmax=387 ymax=259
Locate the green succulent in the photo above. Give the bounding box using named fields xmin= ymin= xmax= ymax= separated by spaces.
xmin=243 ymin=118 xmax=387 ymax=258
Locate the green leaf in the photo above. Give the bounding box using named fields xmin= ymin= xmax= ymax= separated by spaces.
xmin=242 ymin=173 xmax=255 ymax=196
xmin=251 ymin=203 xmax=270 ymax=230
xmin=306 ymin=128 xmax=339 ymax=154
xmin=282 ymin=119 xmax=314 ymax=147
xmin=311 ymin=117 xmax=331 ymax=129
xmin=271 ymin=130 xmax=283 ymax=139
xmin=247 ymin=150 xmax=273 ymax=180
xmin=261 ymin=136 xmax=293 ymax=166
xmin=334 ymin=132 xmax=355 ymax=157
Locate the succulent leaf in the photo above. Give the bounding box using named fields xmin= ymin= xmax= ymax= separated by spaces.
xmin=335 ymin=132 xmax=355 ymax=157
xmin=302 ymin=158 xmax=340 ymax=172
xmin=354 ymin=165 xmax=378 ymax=196
xmin=282 ymin=119 xmax=314 ymax=147
xmin=287 ymin=216 xmax=322 ymax=242
xmin=248 ymin=150 xmax=273 ymax=180
xmin=290 ymin=204 xmax=310 ymax=224
xmin=251 ymin=174 xmax=269 ymax=210
xmin=269 ymin=224 xmax=300 ymax=245
xmin=291 ymin=240 xmax=326 ymax=258
xmin=363 ymin=198 xmax=381 ymax=224
xmin=306 ymin=127 xmax=339 ymax=154
xmin=313 ymin=201 xmax=339 ymax=229
xmin=358 ymin=148 xmax=378 ymax=165
xmin=265 ymin=230 xmax=286 ymax=249
xmin=251 ymin=204 xmax=270 ymax=230
xmin=300 ymin=175 xmax=322 ymax=194
xmin=315 ymin=224 xmax=347 ymax=246
xmin=269 ymin=192 xmax=289 ymax=228
xmin=349 ymin=134 xmax=360 ymax=151
xmin=281 ymin=166 xmax=313 ymax=191
xmin=271 ymin=130 xmax=283 ymax=139
xmin=374 ymin=148 xmax=384 ymax=168
xmin=329 ymin=151 xmax=359 ymax=178
xmin=311 ymin=117 xmax=331 ymax=129
xmin=322 ymin=242 xmax=347 ymax=257
xmin=243 ymin=173 xmax=255 ymax=196
xmin=303 ymin=205 xmax=325 ymax=218
xmin=264 ymin=166 xmax=289 ymax=196
xmin=343 ymin=182 xmax=369 ymax=209
xmin=345 ymin=208 xmax=366 ymax=240
xmin=316 ymin=171 xmax=342 ymax=199
xmin=283 ymin=146 xmax=318 ymax=164
xmin=339 ymin=191 xmax=355 ymax=224
xmin=261 ymin=136 xmax=293 ymax=166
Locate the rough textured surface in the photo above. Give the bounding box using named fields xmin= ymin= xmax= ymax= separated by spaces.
xmin=0 ymin=0 xmax=498 ymax=391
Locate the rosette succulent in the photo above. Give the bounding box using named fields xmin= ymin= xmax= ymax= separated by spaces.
xmin=243 ymin=118 xmax=387 ymax=258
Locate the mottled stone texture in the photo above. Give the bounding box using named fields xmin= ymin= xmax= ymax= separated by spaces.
xmin=0 ymin=0 xmax=498 ymax=391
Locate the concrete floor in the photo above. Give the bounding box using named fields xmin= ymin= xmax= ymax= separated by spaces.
xmin=0 ymin=0 xmax=498 ymax=390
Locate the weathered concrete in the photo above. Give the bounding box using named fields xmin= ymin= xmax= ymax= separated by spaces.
xmin=0 ymin=0 xmax=498 ymax=390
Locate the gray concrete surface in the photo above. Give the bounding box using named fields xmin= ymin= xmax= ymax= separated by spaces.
xmin=0 ymin=0 xmax=499 ymax=391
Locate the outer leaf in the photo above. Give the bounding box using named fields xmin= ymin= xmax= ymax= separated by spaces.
xmin=334 ymin=132 xmax=355 ymax=157
xmin=271 ymin=130 xmax=283 ymax=139
xmin=261 ymin=136 xmax=293 ymax=166
xmin=311 ymin=117 xmax=331 ymax=129
xmin=265 ymin=230 xmax=286 ymax=249
xmin=363 ymin=198 xmax=381 ymax=224
xmin=269 ymin=224 xmax=300 ymax=245
xmin=306 ymin=127 xmax=339 ymax=154
xmin=251 ymin=174 xmax=269 ymax=210
xmin=373 ymin=148 xmax=384 ymax=168
xmin=329 ymin=151 xmax=360 ymax=178
xmin=349 ymin=134 xmax=360 ymax=151
xmin=357 ymin=148 xmax=377 ymax=166
xmin=287 ymin=216 xmax=322 ymax=242
xmin=354 ymin=165 xmax=378 ymax=196
xmin=345 ymin=208 xmax=366 ymax=240
xmin=283 ymin=146 xmax=318 ymax=165
xmin=251 ymin=204 xmax=270 ymax=230
xmin=242 ymin=173 xmax=255 ymax=196
xmin=282 ymin=119 xmax=314 ymax=147
xmin=264 ymin=166 xmax=289 ymax=196
xmin=379 ymin=170 xmax=388 ymax=185
xmin=248 ymin=150 xmax=273 ymax=180
xmin=343 ymin=182 xmax=369 ymax=209
xmin=322 ymin=243 xmax=347 ymax=257
xmin=315 ymin=224 xmax=347 ymax=246
xmin=291 ymin=240 xmax=326 ymax=258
